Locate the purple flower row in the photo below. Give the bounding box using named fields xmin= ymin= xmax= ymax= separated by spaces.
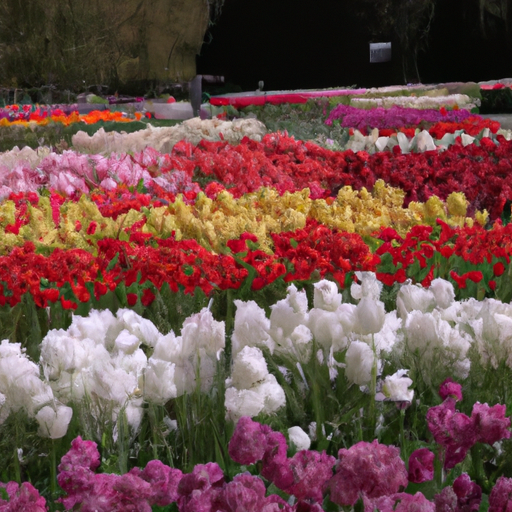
xmin=325 ymin=104 xmax=475 ymax=131
xmin=3 ymin=378 xmax=512 ymax=511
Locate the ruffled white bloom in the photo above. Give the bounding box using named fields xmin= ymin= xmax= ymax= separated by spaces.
xmin=466 ymin=299 xmax=512 ymax=369
xmin=35 ymin=403 xmax=73 ymax=439
xmin=231 ymin=300 xmax=274 ymax=357
xmin=224 ymin=388 xmax=265 ymax=421
xmin=313 ymin=280 xmax=342 ymax=312
xmin=396 ymin=282 xmax=436 ymax=318
xmin=270 ymin=286 xmax=309 ymax=343
xmin=308 ymin=304 xmax=355 ymax=353
xmin=288 ymin=426 xmax=311 ymax=451
xmin=351 ymin=272 xmax=383 ymax=302
xmin=143 ymin=358 xmax=177 ymax=405
xmin=117 ymin=309 xmax=161 ymax=348
xmin=181 ymin=308 xmax=225 ymax=360
xmin=345 ymin=341 xmax=376 ymax=386
xmin=373 ymin=311 xmax=402 ymax=355
xmin=71 ymin=117 xmax=267 ymax=155
xmin=429 ymin=278 xmax=456 ymax=310
xmin=225 ymin=347 xmax=285 ymax=421
xmin=68 ymin=309 xmax=120 ymax=349
xmin=231 ymin=346 xmax=269 ymax=390
xmin=354 ymin=297 xmax=386 ymax=335
xmin=381 ymin=369 xmax=414 ymax=402
xmin=403 ymin=310 xmax=472 ymax=380
xmin=0 ymin=340 xmax=64 ymax=432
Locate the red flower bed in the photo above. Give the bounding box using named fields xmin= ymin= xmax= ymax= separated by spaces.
xmin=0 ymin=221 xmax=378 ymax=307
xmin=156 ymin=133 xmax=512 ymax=220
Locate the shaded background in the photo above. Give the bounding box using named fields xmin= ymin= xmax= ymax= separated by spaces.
xmin=197 ymin=0 xmax=512 ymax=91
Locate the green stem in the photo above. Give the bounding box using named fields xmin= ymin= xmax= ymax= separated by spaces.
xmin=50 ymin=440 xmax=57 ymax=500
xmin=399 ymin=409 xmax=407 ymax=461
xmin=13 ymin=447 xmax=21 ymax=484
xmin=368 ymin=334 xmax=377 ymax=440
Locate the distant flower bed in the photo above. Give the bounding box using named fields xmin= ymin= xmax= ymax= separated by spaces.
xmin=0 ymin=105 xmax=143 ymax=126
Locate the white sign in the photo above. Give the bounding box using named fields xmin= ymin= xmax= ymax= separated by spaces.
xmin=370 ymin=42 xmax=392 ymax=63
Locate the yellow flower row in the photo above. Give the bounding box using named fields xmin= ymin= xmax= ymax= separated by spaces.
xmin=0 ymin=181 xmax=487 ymax=255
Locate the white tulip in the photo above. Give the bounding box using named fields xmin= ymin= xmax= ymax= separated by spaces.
xmin=288 ymin=426 xmax=311 ymax=451
xmin=143 ymin=358 xmax=177 ymax=405
xmin=396 ymin=282 xmax=436 ymax=318
xmin=345 ymin=341 xmax=375 ymax=386
xmin=429 ymin=278 xmax=455 ymax=309
xmin=351 ymin=271 xmax=383 ymax=301
xmin=231 ymin=346 xmax=268 ymax=389
xmin=231 ymin=300 xmax=274 ymax=356
xmin=313 ymin=280 xmax=342 ymax=312
xmin=355 ymin=297 xmax=386 ymax=335
xmin=35 ymin=403 xmax=73 ymax=439
xmin=381 ymin=369 xmax=414 ymax=402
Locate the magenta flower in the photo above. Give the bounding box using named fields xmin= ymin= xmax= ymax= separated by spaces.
xmin=471 ymin=402 xmax=511 ymax=445
xmin=327 ymin=439 xmax=408 ymax=506
xmin=434 ymin=474 xmax=481 ymax=512
xmin=129 ymin=460 xmax=183 ymax=507
xmin=274 ymin=450 xmax=335 ymax=502
xmin=0 ymin=482 xmax=47 ymax=512
xmin=439 ymin=378 xmax=463 ymax=402
xmin=489 ymin=476 xmax=512 ymax=512
xmin=57 ymin=436 xmax=163 ymax=512
xmin=228 ymin=416 xmax=269 ymax=465
xmin=260 ymin=430 xmax=289 ymax=483
xmin=453 ymin=473 xmax=482 ymax=511
xmin=434 ymin=485 xmax=457 ymax=511
xmin=426 ymin=398 xmax=477 ymax=469
xmin=57 ymin=436 xmax=100 ymax=473
xmin=408 ymin=448 xmax=434 ymax=483
xmin=220 ymin=473 xmax=293 ymax=512
xmin=367 ymin=492 xmax=435 ymax=512
xmin=177 ymin=462 xmax=226 ymax=512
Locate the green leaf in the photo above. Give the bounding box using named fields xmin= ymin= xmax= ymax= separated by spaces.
xmin=106 ymin=252 xmax=120 ymax=272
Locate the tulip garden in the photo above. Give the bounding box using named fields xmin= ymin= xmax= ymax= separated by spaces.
xmin=2 ymin=83 xmax=512 ymax=510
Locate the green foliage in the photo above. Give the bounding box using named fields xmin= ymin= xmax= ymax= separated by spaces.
xmin=239 ymin=99 xmax=348 ymax=146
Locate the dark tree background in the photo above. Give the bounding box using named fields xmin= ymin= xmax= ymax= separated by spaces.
xmin=197 ymin=0 xmax=512 ymax=91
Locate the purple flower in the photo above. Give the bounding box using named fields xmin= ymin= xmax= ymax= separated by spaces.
xmin=57 ymin=436 xmax=160 ymax=512
xmin=228 ymin=416 xmax=269 ymax=465
xmin=367 ymin=492 xmax=435 ymax=512
xmin=220 ymin=473 xmax=275 ymax=512
xmin=327 ymin=439 xmax=408 ymax=506
xmin=439 ymin=378 xmax=463 ymax=402
xmin=261 ymin=430 xmax=289 ymax=483
xmin=129 ymin=460 xmax=183 ymax=506
xmin=275 ymin=450 xmax=336 ymax=502
xmin=489 ymin=476 xmax=512 ymax=512
xmin=177 ymin=462 xmax=225 ymax=512
xmin=434 ymin=474 xmax=481 ymax=512
xmin=0 ymin=482 xmax=47 ymax=512
xmin=434 ymin=485 xmax=457 ymax=511
xmin=408 ymin=448 xmax=434 ymax=483
xmin=57 ymin=436 xmax=100 ymax=473
xmin=471 ymin=402 xmax=511 ymax=445
xmin=452 ymin=474 xmax=482 ymax=511
xmin=426 ymin=398 xmax=477 ymax=469
xmin=325 ymin=104 xmax=474 ymax=130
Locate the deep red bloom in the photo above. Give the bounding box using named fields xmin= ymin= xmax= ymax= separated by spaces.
xmin=141 ymin=288 xmax=156 ymax=307
xmin=494 ymin=261 xmax=506 ymax=277
xmin=86 ymin=221 xmax=97 ymax=235
xmin=127 ymin=293 xmax=138 ymax=306
xmin=60 ymin=296 xmax=78 ymax=310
